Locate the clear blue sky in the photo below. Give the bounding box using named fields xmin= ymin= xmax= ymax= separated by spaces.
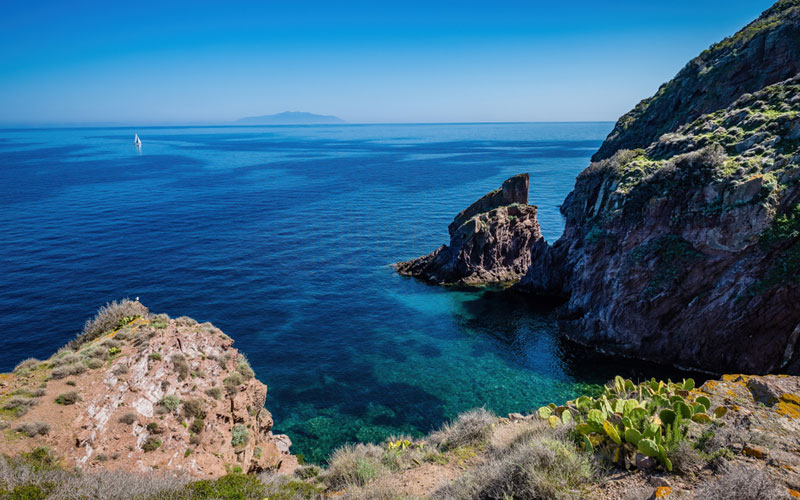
xmin=0 ymin=0 xmax=776 ymax=125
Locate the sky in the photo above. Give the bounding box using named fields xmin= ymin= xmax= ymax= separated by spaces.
xmin=0 ymin=0 xmax=777 ymax=125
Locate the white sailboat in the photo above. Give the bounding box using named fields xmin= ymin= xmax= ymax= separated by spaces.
xmin=134 ymin=134 xmax=142 ymax=146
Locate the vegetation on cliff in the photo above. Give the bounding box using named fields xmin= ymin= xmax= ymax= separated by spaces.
xmin=2 ymin=373 xmax=800 ymax=499
xmin=593 ymin=0 xmax=800 ymax=161
xmin=0 ymin=300 xmax=296 ymax=479
xmin=518 ymin=1 xmax=800 ymax=374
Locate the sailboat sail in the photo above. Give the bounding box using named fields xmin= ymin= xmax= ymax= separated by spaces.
xmin=134 ymin=134 xmax=141 ymax=146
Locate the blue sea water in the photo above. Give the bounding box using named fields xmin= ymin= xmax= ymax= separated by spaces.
xmin=0 ymin=123 xmax=697 ymax=463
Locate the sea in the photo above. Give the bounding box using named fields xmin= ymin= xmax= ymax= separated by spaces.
xmin=0 ymin=123 xmax=699 ymax=463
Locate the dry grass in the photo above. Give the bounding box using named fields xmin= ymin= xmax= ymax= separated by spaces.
xmin=0 ymin=450 xmax=190 ymax=499
xmin=50 ymin=362 xmax=87 ymax=380
xmin=324 ymin=443 xmax=388 ymax=490
xmin=433 ymin=431 xmax=594 ymax=500
xmin=68 ymin=299 xmax=148 ymax=350
xmin=694 ymin=465 xmax=788 ymax=500
xmin=429 ymin=408 xmax=496 ymax=451
xmin=13 ymin=358 xmax=41 ymax=374
xmin=2 ymin=397 xmax=38 ymax=416
xmin=14 ymin=421 xmax=50 ymax=437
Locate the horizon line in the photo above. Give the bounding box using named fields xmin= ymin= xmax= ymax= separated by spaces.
xmin=0 ymin=120 xmax=617 ymax=132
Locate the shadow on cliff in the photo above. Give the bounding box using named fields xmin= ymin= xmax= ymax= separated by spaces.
xmin=456 ymin=288 xmax=710 ymax=386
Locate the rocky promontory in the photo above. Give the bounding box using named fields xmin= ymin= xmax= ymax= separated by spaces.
xmin=0 ymin=300 xmax=297 ymax=478
xmin=396 ymin=173 xmax=543 ymax=285
xmin=517 ymin=0 xmax=800 ymax=375
xmin=398 ymin=1 xmax=800 ymax=375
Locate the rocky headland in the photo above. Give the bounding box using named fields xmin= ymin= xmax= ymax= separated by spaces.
xmin=0 ymin=300 xmax=297 ymax=479
xmin=398 ymin=0 xmax=800 ymax=376
xmin=396 ymin=173 xmax=543 ymax=285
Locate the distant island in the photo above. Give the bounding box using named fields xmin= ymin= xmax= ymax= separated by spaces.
xmin=234 ymin=111 xmax=345 ymax=125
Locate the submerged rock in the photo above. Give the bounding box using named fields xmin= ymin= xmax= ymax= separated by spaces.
xmin=396 ymin=174 xmax=543 ymax=285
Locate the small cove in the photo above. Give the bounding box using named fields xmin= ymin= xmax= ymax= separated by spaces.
xmin=0 ymin=122 xmax=705 ymax=462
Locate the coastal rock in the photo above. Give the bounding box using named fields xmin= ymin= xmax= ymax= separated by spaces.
xmin=396 ymin=174 xmax=543 ymax=285
xmin=593 ymin=1 xmax=800 ymax=161
xmin=515 ymin=2 xmax=800 ymax=375
xmin=0 ymin=303 xmax=298 ymax=478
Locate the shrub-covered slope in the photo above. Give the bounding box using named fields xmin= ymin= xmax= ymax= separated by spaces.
xmin=3 ymin=374 xmax=799 ymax=499
xmin=593 ymin=0 xmax=800 ymax=161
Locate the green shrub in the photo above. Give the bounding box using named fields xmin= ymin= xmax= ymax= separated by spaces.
xmin=236 ymin=356 xmax=255 ymax=380
xmin=85 ymin=358 xmax=104 ymax=369
xmin=190 ymin=418 xmax=205 ymax=435
xmin=171 ymin=353 xmax=189 ymax=381
xmin=231 ymin=424 xmax=249 ymax=448
xmin=182 ymin=399 xmax=206 ymax=420
xmin=429 ymin=408 xmax=496 ymax=451
xmin=185 ymin=474 xmax=267 ymax=500
xmin=149 ymin=352 xmax=162 ymax=361
xmin=5 ymin=484 xmax=49 ymax=500
xmin=119 ymin=412 xmax=137 ymax=425
xmin=433 ymin=435 xmax=594 ymax=500
xmin=142 ymin=437 xmax=162 ymax=452
xmin=146 ymin=422 xmax=164 ymax=434
xmin=54 ymin=392 xmax=80 ymax=406
xmin=223 ymin=373 xmax=244 ymax=395
xmin=49 ymin=353 xmax=80 ymax=368
xmin=205 ymin=387 xmax=222 ymax=400
xmin=158 ymin=395 xmax=181 ymax=412
xmin=150 ymin=314 xmax=169 ymax=329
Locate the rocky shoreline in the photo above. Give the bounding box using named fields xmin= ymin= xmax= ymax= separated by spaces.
xmin=397 ymin=0 xmax=800 ymax=377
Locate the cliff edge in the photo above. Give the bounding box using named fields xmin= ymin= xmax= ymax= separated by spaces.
xmin=513 ymin=1 xmax=800 ymax=375
xmin=0 ymin=300 xmax=297 ymax=478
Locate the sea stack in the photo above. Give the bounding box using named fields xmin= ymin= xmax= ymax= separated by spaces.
xmin=396 ymin=173 xmax=543 ymax=286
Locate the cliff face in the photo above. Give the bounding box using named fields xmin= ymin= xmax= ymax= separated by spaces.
xmin=593 ymin=0 xmax=800 ymax=161
xmin=396 ymin=174 xmax=543 ymax=285
xmin=0 ymin=303 xmax=297 ymax=477
xmin=519 ymin=2 xmax=800 ymax=374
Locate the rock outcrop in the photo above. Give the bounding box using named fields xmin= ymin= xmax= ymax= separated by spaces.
xmin=0 ymin=302 xmax=297 ymax=478
xmin=396 ymin=174 xmax=543 ymax=285
xmin=593 ymin=0 xmax=800 ymax=161
xmin=517 ymin=1 xmax=800 ymax=375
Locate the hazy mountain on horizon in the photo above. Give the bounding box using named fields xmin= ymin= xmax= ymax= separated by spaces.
xmin=234 ymin=111 xmax=345 ymax=125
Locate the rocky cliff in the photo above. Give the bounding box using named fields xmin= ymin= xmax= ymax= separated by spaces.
xmin=0 ymin=301 xmax=297 ymax=478
xmin=396 ymin=174 xmax=543 ymax=285
xmin=518 ymin=1 xmax=800 ymax=374
xmin=593 ymin=0 xmax=800 ymax=162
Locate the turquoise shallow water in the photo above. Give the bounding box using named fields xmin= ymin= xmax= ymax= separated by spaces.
xmin=0 ymin=123 xmax=700 ymax=463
